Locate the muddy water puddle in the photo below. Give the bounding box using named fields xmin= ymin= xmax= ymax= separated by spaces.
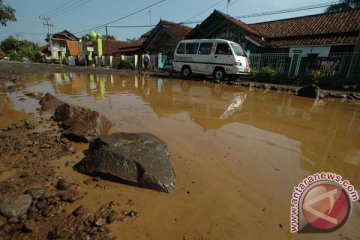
xmin=2 ymin=72 xmax=360 ymax=239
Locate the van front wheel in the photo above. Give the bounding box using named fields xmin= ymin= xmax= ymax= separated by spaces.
xmin=214 ymin=68 xmax=225 ymax=81
xmin=181 ymin=66 xmax=192 ymax=79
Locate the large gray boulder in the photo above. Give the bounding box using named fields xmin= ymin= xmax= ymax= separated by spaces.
xmin=39 ymin=93 xmax=65 ymax=111
xmin=54 ymin=103 xmax=112 ymax=142
xmin=0 ymin=194 xmax=32 ymax=218
xmin=74 ymin=133 xmax=176 ymax=193
xmin=297 ymin=85 xmax=325 ymax=99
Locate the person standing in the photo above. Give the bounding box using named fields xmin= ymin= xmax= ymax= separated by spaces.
xmin=143 ymin=51 xmax=150 ymax=74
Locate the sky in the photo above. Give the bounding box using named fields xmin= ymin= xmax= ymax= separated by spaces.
xmin=1 ymin=0 xmax=335 ymax=45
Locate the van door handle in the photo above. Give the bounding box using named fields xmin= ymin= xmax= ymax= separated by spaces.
xmin=214 ymin=56 xmax=218 ymax=58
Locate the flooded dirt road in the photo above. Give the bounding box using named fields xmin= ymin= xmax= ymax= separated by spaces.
xmin=1 ymin=72 xmax=360 ymax=239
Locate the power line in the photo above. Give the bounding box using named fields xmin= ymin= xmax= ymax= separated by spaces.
xmin=235 ymin=3 xmax=333 ymax=18
xmin=73 ymin=0 xmax=166 ymax=34
xmin=108 ymin=24 xmax=157 ymax=28
xmin=184 ymin=0 xmax=224 ymax=23
xmin=40 ymin=0 xmax=75 ymax=17
xmin=106 ymin=2 xmax=332 ymax=29
xmin=51 ymin=0 xmax=93 ymax=18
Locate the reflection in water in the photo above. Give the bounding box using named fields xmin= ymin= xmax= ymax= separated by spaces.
xmin=220 ymin=93 xmax=246 ymax=120
xmin=47 ymin=72 xmax=360 ymax=187
xmin=0 ymin=95 xmax=31 ymax=129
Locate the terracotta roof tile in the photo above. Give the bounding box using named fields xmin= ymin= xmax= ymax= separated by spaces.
xmin=66 ymin=41 xmax=79 ymax=56
xmin=102 ymin=39 xmax=128 ymax=55
xmin=249 ymin=9 xmax=360 ymax=46
xmin=159 ymin=20 xmax=192 ymax=41
xmin=214 ymin=10 xmax=262 ymax=37
xmin=268 ymin=34 xmax=358 ymax=47
xmin=53 ymin=30 xmax=79 ymax=41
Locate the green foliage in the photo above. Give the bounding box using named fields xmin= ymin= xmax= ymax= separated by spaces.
xmin=118 ymin=60 xmax=132 ymax=69
xmin=326 ymin=0 xmax=359 ymax=12
xmin=0 ymin=0 xmax=16 ymax=26
xmin=148 ymin=65 xmax=163 ymax=73
xmin=250 ymin=68 xmax=258 ymax=77
xmin=105 ymin=35 xmax=116 ymax=40
xmin=126 ymin=37 xmax=137 ymax=42
xmin=0 ymin=35 xmax=17 ymax=51
xmin=311 ymin=70 xmax=322 ymax=79
xmin=0 ymin=36 xmax=40 ymax=61
xmin=256 ymin=66 xmax=276 ymax=78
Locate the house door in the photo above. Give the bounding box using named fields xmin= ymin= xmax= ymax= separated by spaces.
xmin=289 ymin=50 xmax=302 ymax=77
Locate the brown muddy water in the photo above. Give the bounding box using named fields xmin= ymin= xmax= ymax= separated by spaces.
xmin=2 ymin=72 xmax=360 ymax=240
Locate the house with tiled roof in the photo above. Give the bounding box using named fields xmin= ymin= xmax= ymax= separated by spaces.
xmin=187 ymin=9 xmax=360 ymax=78
xmin=46 ymin=30 xmax=81 ymax=61
xmin=116 ymin=20 xmax=192 ymax=69
xmin=102 ymin=39 xmax=128 ymax=56
xmin=249 ymin=10 xmax=360 ymax=51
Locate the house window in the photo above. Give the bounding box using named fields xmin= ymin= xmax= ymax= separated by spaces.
xmin=59 ymin=41 xmax=66 ymax=48
xmin=176 ymin=43 xmax=185 ymax=54
xmin=215 ymin=43 xmax=231 ymax=55
xmin=185 ymin=43 xmax=199 ymax=55
xmin=198 ymin=43 xmax=213 ymax=55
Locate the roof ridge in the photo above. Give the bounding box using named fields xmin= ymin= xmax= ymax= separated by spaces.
xmin=249 ymin=8 xmax=360 ymax=26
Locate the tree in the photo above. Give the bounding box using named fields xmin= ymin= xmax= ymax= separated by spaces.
xmin=126 ymin=37 xmax=137 ymax=42
xmin=0 ymin=0 xmax=16 ymax=26
xmin=326 ymin=0 xmax=360 ymax=13
xmin=105 ymin=35 xmax=116 ymax=40
xmin=0 ymin=36 xmax=40 ymax=61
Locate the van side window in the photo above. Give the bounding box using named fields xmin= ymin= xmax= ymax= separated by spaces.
xmin=215 ymin=43 xmax=231 ymax=55
xmin=176 ymin=43 xmax=185 ymax=54
xmin=186 ymin=43 xmax=199 ymax=55
xmin=198 ymin=43 xmax=213 ymax=55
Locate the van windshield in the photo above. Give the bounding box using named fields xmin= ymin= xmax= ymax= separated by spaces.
xmin=230 ymin=43 xmax=245 ymax=56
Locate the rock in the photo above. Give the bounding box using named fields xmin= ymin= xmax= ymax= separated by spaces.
xmin=106 ymin=212 xmax=117 ymax=223
xmin=125 ymin=211 xmax=139 ymax=218
xmin=297 ymin=85 xmax=325 ymax=99
xmin=14 ymin=141 xmax=23 ymax=150
xmin=36 ymin=199 xmax=47 ymax=209
xmin=60 ymin=190 xmax=78 ymax=202
xmin=24 ymin=91 xmax=44 ymax=100
xmin=0 ymin=194 xmax=32 ymax=218
xmin=74 ymin=132 xmax=176 ymax=193
xmin=8 ymin=216 xmax=19 ymax=224
xmin=54 ymin=103 xmax=112 ymax=142
xmin=349 ymin=92 xmax=360 ymax=100
xmin=0 ymin=215 xmax=6 ymax=227
xmin=20 ymin=172 xmax=29 ymax=178
xmin=24 ymin=219 xmax=36 ymax=232
xmin=94 ymin=217 xmax=105 ymax=226
xmin=56 ymin=179 xmax=71 ymax=190
xmin=39 ymin=93 xmax=65 ymax=111
xmin=72 ymin=206 xmax=85 ymax=217
xmin=25 ymin=188 xmax=46 ymax=199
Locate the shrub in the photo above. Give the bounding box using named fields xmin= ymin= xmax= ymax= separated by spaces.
xmin=118 ymin=60 xmax=132 ymax=69
xmin=257 ymin=66 xmax=276 ymax=78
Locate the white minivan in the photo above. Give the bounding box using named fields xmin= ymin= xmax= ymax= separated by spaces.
xmin=173 ymin=39 xmax=251 ymax=81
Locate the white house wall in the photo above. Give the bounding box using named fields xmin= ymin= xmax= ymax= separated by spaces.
xmin=289 ymin=46 xmax=331 ymax=57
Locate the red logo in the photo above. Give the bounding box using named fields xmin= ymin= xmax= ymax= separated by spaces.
xmin=301 ymin=183 xmax=351 ymax=232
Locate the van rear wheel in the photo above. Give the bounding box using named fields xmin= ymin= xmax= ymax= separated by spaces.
xmin=181 ymin=66 xmax=192 ymax=79
xmin=214 ymin=68 xmax=225 ymax=81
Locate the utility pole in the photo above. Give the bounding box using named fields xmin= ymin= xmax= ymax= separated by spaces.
xmin=105 ymin=25 xmax=108 ymax=38
xmin=39 ymin=16 xmax=54 ymax=58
